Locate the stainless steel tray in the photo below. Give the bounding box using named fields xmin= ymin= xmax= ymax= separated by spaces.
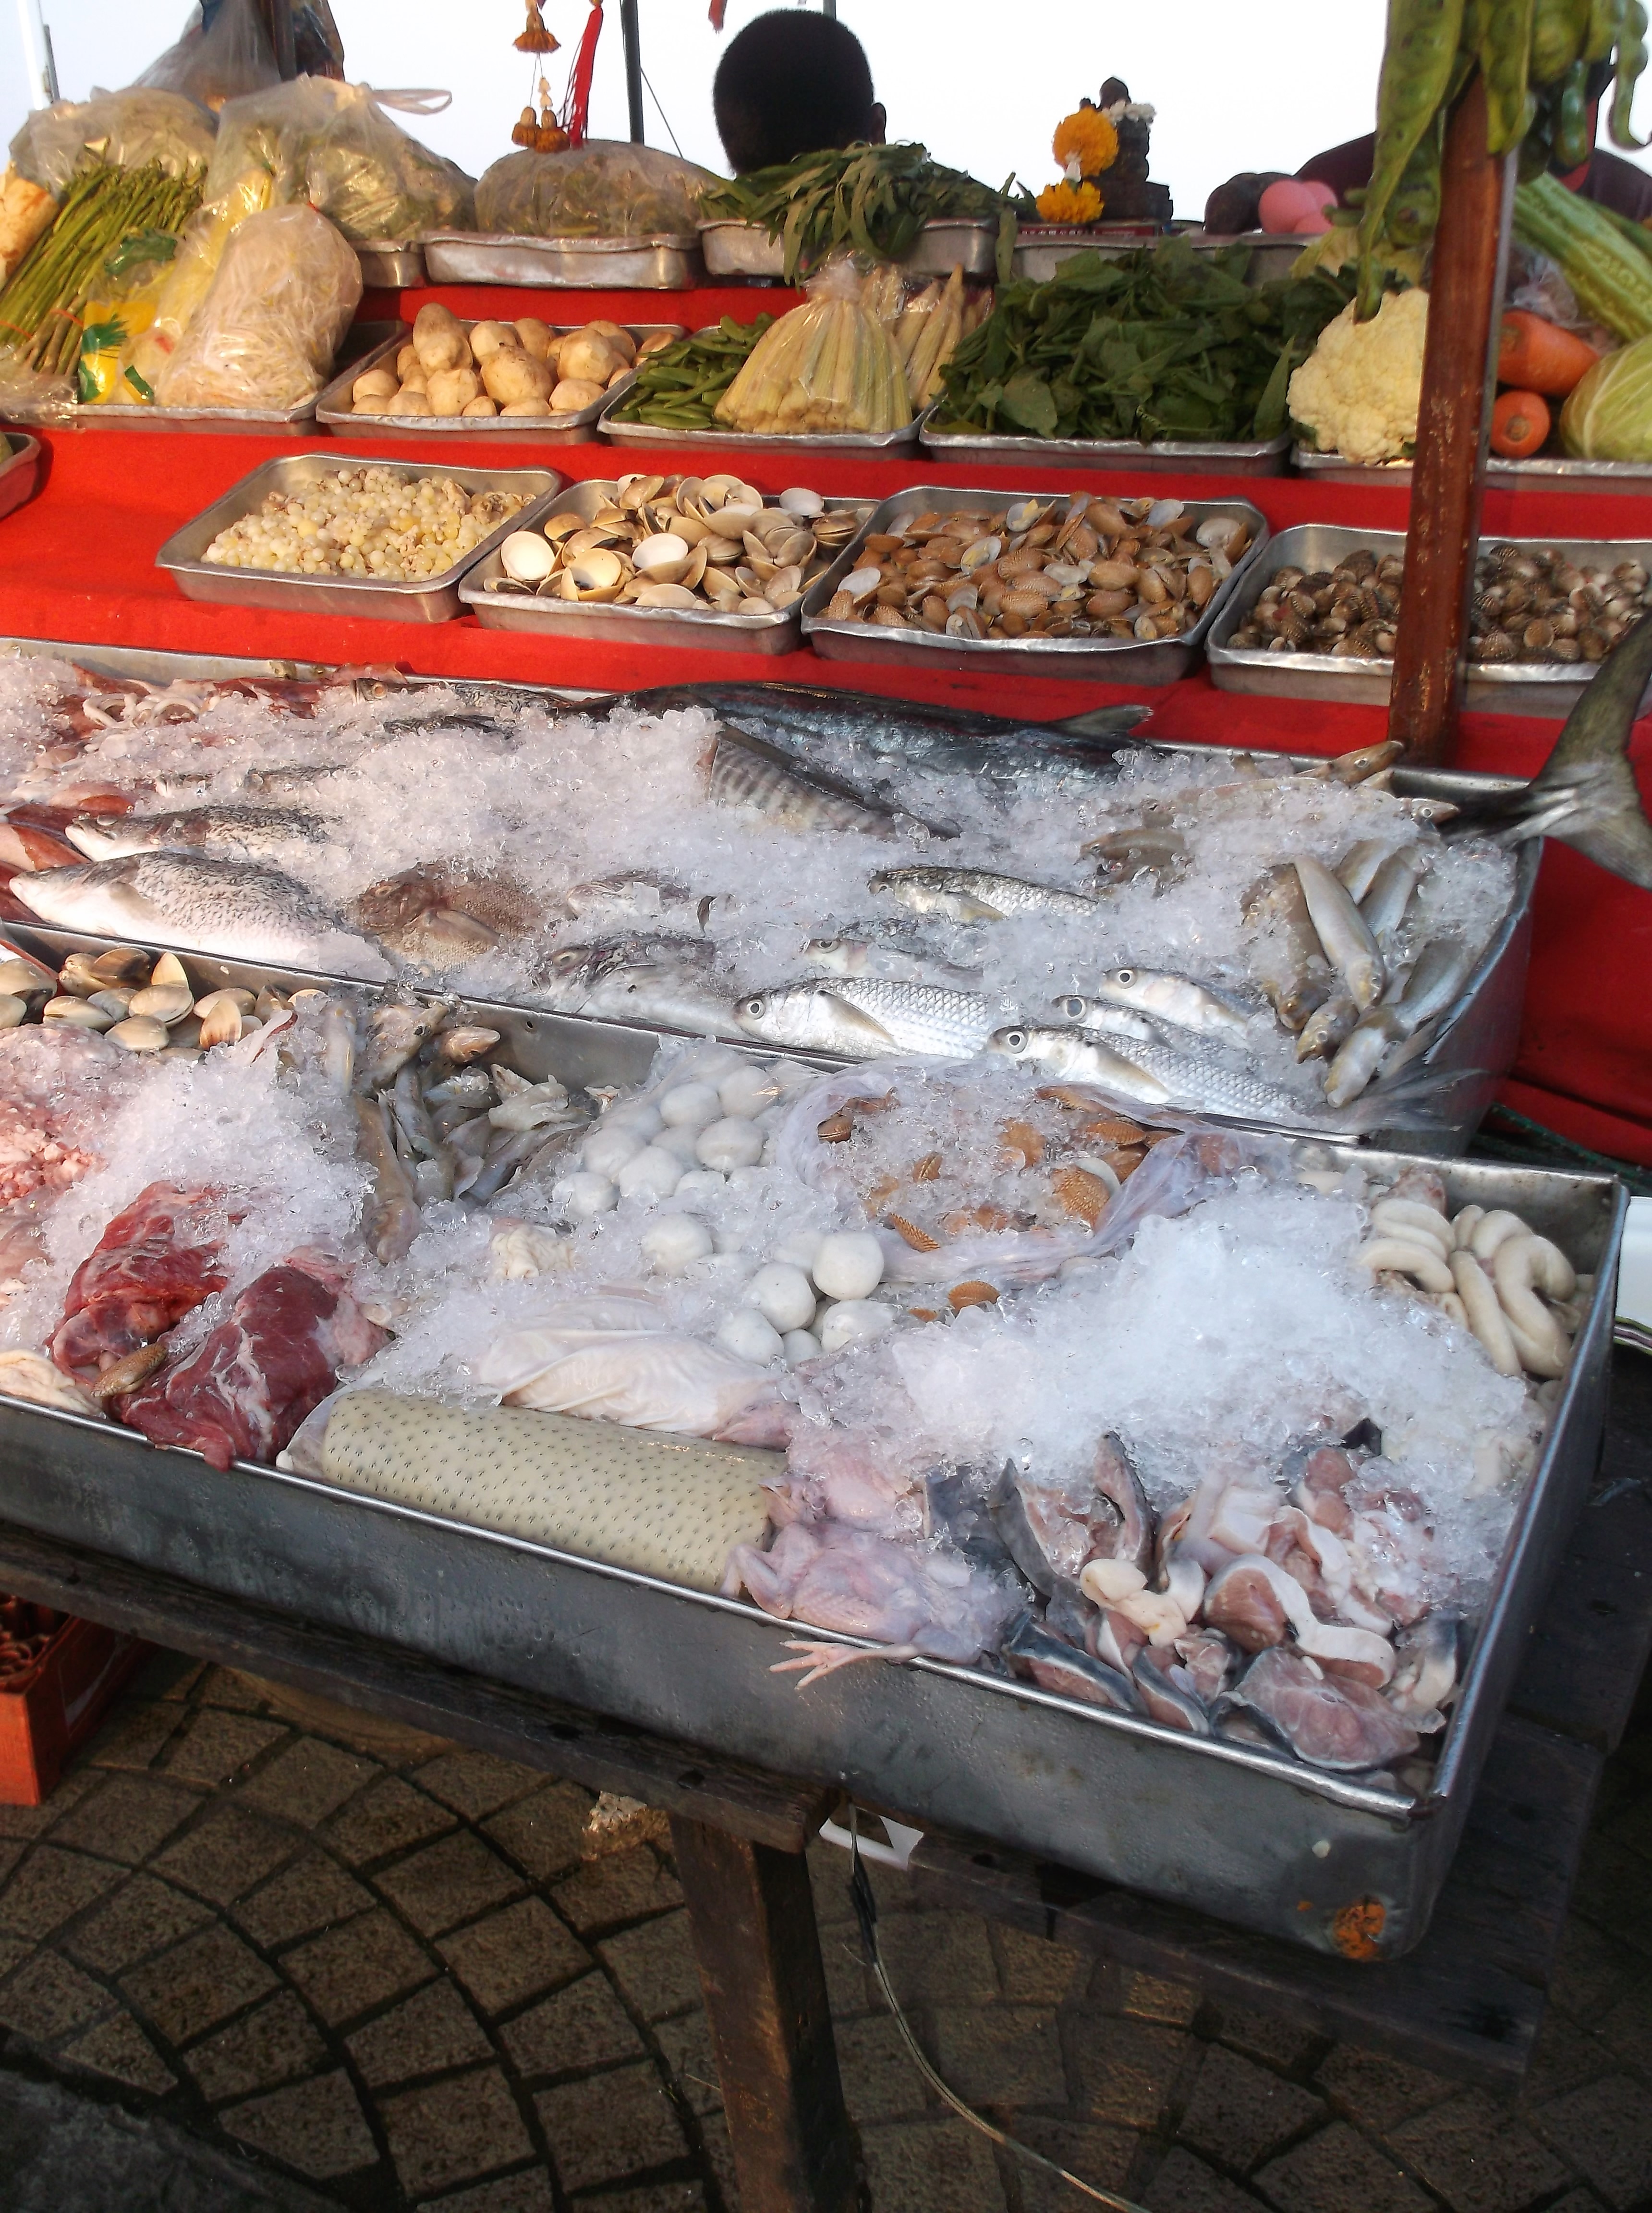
xmin=800 ymin=482 xmax=1269 ymax=684
xmin=921 ymin=421 xmax=1290 ymax=476
xmin=0 ymin=432 xmax=41 ymax=522
xmin=1293 ymin=445 xmax=1652 ymax=497
xmin=422 ymin=231 xmax=705 ymax=290
xmin=316 ymin=321 xmax=685 ymax=445
xmin=154 ymin=453 xmax=564 ymax=623
xmin=1207 ymin=522 xmax=1652 ymax=717
xmin=1012 ymin=228 xmax=1303 ymax=284
xmin=355 ymin=239 xmax=427 ymax=288
xmin=3 ymin=389 xmax=322 ymax=435
xmin=0 ymin=912 xmax=1622 ymax=1959
xmin=698 ymin=216 xmax=998 ymax=281
xmin=599 ymin=360 xmax=923 ymax=455
xmin=459 ymin=477 xmax=872 ymax=654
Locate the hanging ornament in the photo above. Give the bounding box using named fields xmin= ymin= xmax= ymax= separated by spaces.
xmin=514 ymin=0 xmax=559 ymax=54
xmin=509 ymin=6 xmax=571 ymax=151
xmin=559 ymin=0 xmax=605 ymax=149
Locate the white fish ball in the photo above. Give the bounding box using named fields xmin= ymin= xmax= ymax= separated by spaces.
xmin=616 ymin=1147 xmax=683 ymax=1202
xmin=582 ymin=1125 xmax=644 ymax=1179
xmin=658 ymin=1081 xmax=722 ymax=1129
xmin=673 ymin=1169 xmax=727 ymax=1201
xmin=641 ymin=1215 xmax=714 ymax=1276
xmin=744 ymin=1262 xmax=816 ymax=1334
xmin=812 ymin=1231 xmax=885 ymax=1301
xmin=653 ymin=1124 xmax=706 ymax=1166
xmin=562 ymin=1172 xmax=617 ymax=1221
xmin=717 ymin=1307 xmax=784 ymax=1364
xmin=772 ymin=1230 xmax=826 ymax=1274
xmin=782 ymin=1328 xmax=822 ymax=1366
xmin=697 ymin=1118 xmax=765 ymax=1172
xmin=718 ymin=1062 xmax=781 ymax=1119
xmin=604 ymin=1102 xmax=663 ymax=1141
xmin=818 ymin=1299 xmax=896 ymax=1354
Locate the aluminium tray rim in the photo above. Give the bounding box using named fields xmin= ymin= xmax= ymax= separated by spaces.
xmin=921 ymin=423 xmax=1292 ymax=471
xmin=420 ymin=231 xmax=707 ymax=290
xmin=1291 ymin=444 xmax=1652 ymax=492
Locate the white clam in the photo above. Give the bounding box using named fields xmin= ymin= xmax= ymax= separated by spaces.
xmin=0 ymin=995 xmax=25 ymax=1029
xmin=633 ymin=583 xmax=700 ymax=608
xmin=107 ymin=1016 xmax=170 ymax=1052
xmin=500 ymin=530 xmax=557 ymax=584
xmin=633 ymin=531 xmax=693 ymax=584
xmin=842 ymin=565 xmax=882 ymax=602
xmin=779 ymin=486 xmax=825 ymax=518
xmin=568 ymin=548 xmax=627 ymax=601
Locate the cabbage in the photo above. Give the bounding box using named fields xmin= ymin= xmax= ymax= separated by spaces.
xmin=1560 ymin=335 xmax=1652 ymax=460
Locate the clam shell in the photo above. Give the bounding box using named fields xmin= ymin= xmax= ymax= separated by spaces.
xmin=945 ymin=582 xmax=979 ymax=612
xmin=702 ymin=474 xmax=744 ymax=503
xmin=737 ymin=598 xmax=776 ymax=617
xmin=1145 ymin=499 xmax=1185 ymax=528
xmin=0 ymin=995 xmax=24 ymax=1029
xmin=1005 ymin=497 xmax=1051 ymax=532
xmin=44 ymin=996 xmax=113 ymax=1029
xmin=569 ymin=548 xmax=627 ymax=597
xmin=773 ymin=528 xmax=817 ymax=568
xmin=500 ymin=530 xmax=557 ymax=584
xmin=703 ymin=568 xmax=742 ymax=604
xmin=90 ymin=946 xmax=151 ymax=986
xmin=765 ymin=565 xmax=805 ymax=607
xmin=670 ymin=512 xmax=713 ymax=546
xmin=542 ymin=510 xmax=587 ymax=542
xmin=842 ymin=565 xmax=882 ymax=602
xmin=108 ymin=1017 xmax=170 ymax=1053
xmin=563 ymin=524 xmax=622 ymax=558
xmin=88 ymin=988 xmax=135 ymax=1019
xmin=960 ymin=536 xmax=1003 ymax=573
xmin=195 ymin=986 xmax=255 ymax=1019
xmin=779 ymin=486 xmax=825 ymax=517
xmin=633 ymin=532 xmax=692 ymax=583
xmin=681 ymin=542 xmax=709 ymax=589
xmin=702 ymin=537 xmax=744 ymax=567
xmin=128 ymin=984 xmax=194 ymax=1024
xmin=719 ymin=505 xmax=764 ymax=538
xmin=946 ymin=608 xmax=986 ymax=639
xmin=675 ymin=476 xmax=707 ymax=511
xmin=58 ymin=953 xmax=106 ymax=997
xmin=633 ymin=582 xmax=701 ymax=608
xmin=616 ymin=473 xmax=666 ymax=510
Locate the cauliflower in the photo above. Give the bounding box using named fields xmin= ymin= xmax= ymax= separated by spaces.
xmin=1288 ymin=287 xmax=1429 ymax=465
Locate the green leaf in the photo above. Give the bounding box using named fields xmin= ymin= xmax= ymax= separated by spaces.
xmin=998 ymin=371 xmax=1059 ymax=437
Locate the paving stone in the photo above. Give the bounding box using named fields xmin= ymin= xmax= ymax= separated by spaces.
xmin=162 ymin=1708 xmax=290 ymax=1788
xmin=239 ymin=1738 xmax=380 ymax=1828
xmin=834 ymin=2010 xmax=930 ymax=2124
xmin=153 ymin=1802 xmax=299 ymax=1905
xmin=0 ymin=1841 xmax=19 ymax=1887
xmin=233 ymin=1850 xmax=376 ymax=1948
xmin=0 ymin=1933 xmax=28 ymax=1980
xmin=63 ymin=1871 xmax=211 ymax=1972
xmin=0 ymin=1845 xmax=124 ymax=1939
xmin=199 ymin=1666 xmax=277 ymax=1712
xmin=1534 ymin=2073 xmax=1652 ymax=2206
xmin=1120 ymin=1970 xmax=1202 ymax=2027
xmin=1594 ymin=1977 xmax=1652 ymax=2071
xmin=0 ymin=1767 xmax=100 ymax=1839
xmin=1389 ymin=2087 xmax=1572 ymax=2213
xmin=1570 ymin=1836 xmax=1652 ymax=1961
xmin=347 ymin=1977 xmax=494 ymax=2088
xmin=859 ymin=2116 xmax=1007 ymax=2213
xmin=1313 ymin=2043 xmax=1457 ymax=2131
xmin=415 ymin=1750 xmax=542 ymax=1821
xmin=59 ymin=2009 xmax=177 ymax=2094
xmin=502 ymin=1970 xmax=644 ymax=2078
xmin=0 ymin=1949 xmax=115 ymax=2043
xmin=85 ymin=1698 xmax=185 ymax=1773
xmin=653 ymin=2009 xmax=722 ymax=2117
xmin=427 ymin=2178 xmax=557 ymax=2213
xmin=184 ymin=1992 xmax=329 ymax=2103
xmin=478 ymin=1783 xmax=586 ymax=1883
xmin=990 ymin=1921 xmax=1085 ymax=2004
xmin=537 ymin=2061 xmax=688 ymax=2192
xmin=1070 ymin=2016 xmax=1192 ymax=2131
xmin=121 ymin=1922 xmax=280 ymax=2044
xmin=930 ymin=2003 xmax=1066 ymax=2108
xmin=582 ymin=2188 xmax=704 ymax=2213
xmin=1541 ymin=2195 xmax=1611 ymax=2213
xmin=49 ymin=1773 xmax=200 ymax=1864
xmin=221 ymin=2067 xmax=379 ymax=2181
xmin=1256 ymin=2121 xmax=1435 ymax=2213
xmin=1212 ymin=2006 xmax=1324 ymax=2075
xmin=325 ymin=1775 xmax=457 ymax=1867
xmin=1012 ymin=2118 xmax=1138 ymax=2210
xmin=1178 ymin=2045 xmax=1326 ymax=2173
xmin=873 ymin=1910 xmax=1000 ymax=2008
xmin=381 ymin=2065 xmax=535 ymax=2195
xmin=554 ymin=1849 xmax=684 ymax=1936
xmin=599 ymin=1910 xmax=702 ymax=2022
xmin=282 ymin=1907 xmax=435 ymax=2027
xmin=374 ymin=1827 xmax=526 ymax=1937
xmin=1549 ymin=1919 xmax=1649 ymax=2020
xmin=440 ymin=1895 xmax=590 ymax=2016
xmin=1518 ymin=2008 xmax=1616 ymax=2109
xmin=816 ymin=1920 xmax=875 ymax=2016
xmin=1143 ymin=2146 xmax=1266 ymax=2213
xmin=698 ymin=2111 xmax=740 ymax=2213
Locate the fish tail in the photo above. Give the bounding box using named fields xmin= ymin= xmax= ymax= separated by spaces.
xmin=1497 ymin=608 xmax=1652 ymax=890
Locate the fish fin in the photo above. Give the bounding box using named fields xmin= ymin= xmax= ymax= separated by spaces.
xmin=1501 ymin=609 xmax=1652 ymax=889
xmin=820 ymin=991 xmax=903 ymax=1050
xmin=1053 ymin=705 xmax=1154 ymax=740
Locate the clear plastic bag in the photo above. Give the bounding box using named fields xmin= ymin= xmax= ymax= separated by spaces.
xmin=131 ymin=0 xmax=279 ymax=112
xmin=112 ymin=167 xmax=272 ymax=402
xmin=205 ymin=78 xmax=474 ymax=243
xmin=474 ymin=138 xmax=718 ymax=239
xmin=715 ymin=254 xmax=913 ymax=434
xmin=152 ymin=200 xmax=361 ymax=410
xmin=7 ymin=89 xmax=216 ymax=195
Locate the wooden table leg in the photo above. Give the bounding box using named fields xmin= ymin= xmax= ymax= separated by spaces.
xmin=671 ymin=1814 xmax=859 ymax=2213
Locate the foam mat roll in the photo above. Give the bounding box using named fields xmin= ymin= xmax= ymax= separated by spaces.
xmin=317 ymin=1390 xmax=777 ymax=1592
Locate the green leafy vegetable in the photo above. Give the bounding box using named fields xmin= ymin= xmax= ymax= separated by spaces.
xmin=701 ymin=142 xmax=1014 ymax=282
xmin=607 ymin=315 xmax=775 ymax=429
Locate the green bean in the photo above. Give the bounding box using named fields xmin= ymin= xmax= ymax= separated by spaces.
xmin=1360 ymin=0 xmax=1468 ymax=316
xmin=1481 ymin=0 xmax=1538 ymax=155
xmin=1532 ymin=0 xmax=1590 ymax=82
xmin=1557 ymin=57 xmax=1595 ymax=160
xmin=1612 ymin=0 xmax=1649 ymax=143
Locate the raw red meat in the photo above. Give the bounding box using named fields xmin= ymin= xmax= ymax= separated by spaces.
xmin=118 ymin=1251 xmax=386 ymax=1472
xmin=51 ymin=1182 xmax=228 ymax=1383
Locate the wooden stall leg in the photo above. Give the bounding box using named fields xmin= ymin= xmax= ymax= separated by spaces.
xmin=670 ymin=1814 xmax=859 ymax=2213
xmin=1387 ymin=73 xmax=1516 ymax=764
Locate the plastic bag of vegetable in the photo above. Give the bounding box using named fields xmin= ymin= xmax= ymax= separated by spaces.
xmin=1560 ymin=336 xmax=1652 ymax=461
xmin=131 ymin=0 xmax=280 ymax=112
xmin=112 ymin=166 xmax=271 ymax=402
xmin=206 ymin=79 xmax=474 ymax=243
xmin=715 ymin=255 xmax=911 ymax=435
xmin=151 ymin=201 xmax=360 ymax=410
xmin=7 ymin=89 xmax=215 ymax=195
xmin=474 ymin=140 xmax=717 ymax=239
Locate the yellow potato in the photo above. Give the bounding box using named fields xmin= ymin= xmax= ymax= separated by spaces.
xmin=382 ymin=387 xmax=433 ymax=414
xmin=413 ymin=301 xmax=469 ymax=373
xmin=587 ymin=319 xmax=637 ymax=364
xmin=514 ymin=316 xmax=555 ymax=360
xmin=469 ymin=320 xmax=522 ymax=362
xmin=461 ymin=394 xmax=499 ymax=416
xmin=399 ymin=364 xmax=429 ymax=394
xmin=481 ymin=349 xmax=554 ymax=406
xmin=605 ymin=364 xmax=632 ymax=389
xmin=551 ymin=377 xmax=605 ymax=413
xmin=500 ymin=396 xmax=552 ymax=415
xmin=427 ymin=365 xmax=483 ymax=414
xmin=558 ymin=329 xmax=624 ymax=386
xmin=396 ymin=340 xmax=419 ymax=378
xmin=637 ymin=330 xmax=677 ymax=359
xmin=352 ymin=366 xmax=399 ymax=403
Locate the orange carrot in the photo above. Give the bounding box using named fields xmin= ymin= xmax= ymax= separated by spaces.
xmin=1497 ymin=310 xmax=1600 ymax=396
xmin=1490 ymin=388 xmax=1551 ymax=458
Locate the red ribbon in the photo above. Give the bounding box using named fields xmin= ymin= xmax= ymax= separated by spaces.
xmin=561 ymin=0 xmax=605 ymax=146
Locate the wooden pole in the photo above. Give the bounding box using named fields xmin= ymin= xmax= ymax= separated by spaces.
xmin=1387 ymin=73 xmax=1516 ymax=764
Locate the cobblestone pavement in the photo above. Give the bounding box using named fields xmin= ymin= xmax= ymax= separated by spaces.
xmin=0 ymin=1649 xmax=1649 ymax=2213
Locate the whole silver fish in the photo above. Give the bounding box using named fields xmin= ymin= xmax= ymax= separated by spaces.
xmin=992 ymin=1023 xmax=1324 ymax=1126
xmin=1081 ymin=967 xmax=1250 ymax=1038
xmin=1298 ymin=740 xmax=1404 ymax=787
xmin=1359 ymin=846 xmax=1424 ymax=940
xmin=1323 ymin=936 xmax=1480 ymax=1106
xmin=1335 ymin=839 xmax=1391 ymax=902
xmin=544 ymin=939 xmax=742 ymax=1037
xmin=868 ymin=865 xmax=1099 ymax=922
xmin=802 ymin=937 xmax=984 ymax=990
xmin=986 ymin=1024 xmax=1177 ymax=1104
xmin=737 ymin=977 xmax=1002 ymax=1059
xmin=360 ymin=997 xmax=449 ymax=1091
xmin=65 ymin=804 xmax=326 ymax=865
xmin=708 ymin=731 xmax=907 ymax=839
xmin=564 ymin=873 xmax=713 ymax=931
xmin=1050 ymin=993 xmax=1154 ymax=1042
xmin=7 ymin=854 xmax=376 ymax=972
xmin=1295 ymin=992 xmax=1358 ymax=1063
xmin=1242 ymin=864 xmax=1333 ymax=1033
xmin=1294 ymin=857 xmax=1385 ymax=1009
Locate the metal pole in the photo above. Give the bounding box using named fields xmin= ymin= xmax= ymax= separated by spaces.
xmin=13 ymin=0 xmax=53 ymax=105
xmin=620 ymin=0 xmax=645 ymax=144
xmin=823 ymin=0 xmax=837 ymax=15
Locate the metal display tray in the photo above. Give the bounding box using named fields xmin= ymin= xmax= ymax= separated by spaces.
xmin=599 ymin=357 xmax=923 ymax=456
xmin=1011 ymin=227 xmax=1305 ymax=285
xmin=1207 ymin=522 xmax=1652 ymax=717
xmin=422 ymin=231 xmax=705 ymax=290
xmin=799 ymin=482 xmax=1268 ymax=684
xmin=699 ymin=216 xmax=998 ymax=281
xmin=921 ymin=421 xmax=1290 ymax=476
xmin=1293 ymin=445 xmax=1652 ymax=497
xmin=316 ymin=321 xmax=685 ymax=445
xmin=356 ymin=240 xmax=426 ymax=288
xmin=459 ymin=477 xmax=873 ymax=653
xmin=0 ymin=915 xmax=1622 ymax=1958
xmin=154 ymin=454 xmax=564 ymax=623
xmin=0 ymin=432 xmax=41 ymax=522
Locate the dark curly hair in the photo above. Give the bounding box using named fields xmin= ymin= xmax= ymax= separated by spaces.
xmin=714 ymin=10 xmax=879 ymax=174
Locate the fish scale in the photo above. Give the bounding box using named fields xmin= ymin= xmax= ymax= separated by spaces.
xmin=7 ymin=852 xmax=369 ymax=971
xmin=737 ymin=975 xmax=1004 ymax=1059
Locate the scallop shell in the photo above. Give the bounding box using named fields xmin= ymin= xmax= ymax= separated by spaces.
xmin=960 ymin=536 xmax=1003 ymax=573
xmin=841 ymin=566 xmax=882 ymax=602
xmin=1004 ymin=498 xmax=1052 ymax=533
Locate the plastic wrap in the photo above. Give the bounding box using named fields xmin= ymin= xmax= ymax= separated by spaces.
xmin=716 ymin=255 xmax=912 ymax=434
xmin=151 ymin=201 xmax=361 ymax=410
xmin=474 ymin=139 xmax=717 ymax=239
xmin=8 ymin=91 xmax=216 ymax=195
xmin=131 ymin=0 xmax=279 ymax=112
xmin=205 ymin=79 xmax=474 ymax=243
xmin=113 ymin=168 xmax=272 ymax=402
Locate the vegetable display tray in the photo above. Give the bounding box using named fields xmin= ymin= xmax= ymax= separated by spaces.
xmin=0 ymin=434 xmax=41 ymax=523
xmin=799 ymin=482 xmax=1268 ymax=684
xmin=154 ymin=454 xmax=564 ymax=623
xmin=1012 ymin=227 xmax=1303 ymax=285
xmin=921 ymin=421 xmax=1291 ymax=476
xmin=355 ymin=240 xmax=426 ymax=288
xmin=0 ymin=903 xmax=1617 ymax=1959
xmin=598 ymin=364 xmax=923 ymax=455
xmin=698 ymin=217 xmax=998 ymax=281
xmin=1206 ymin=522 xmax=1652 ymax=717
xmin=459 ymin=477 xmax=872 ymax=653
xmin=1 ymin=392 xmax=322 ymax=436
xmin=422 ymin=232 xmax=705 ymax=290
xmin=1292 ymin=446 xmax=1652 ymax=497
xmin=316 ymin=322 xmax=685 ymax=445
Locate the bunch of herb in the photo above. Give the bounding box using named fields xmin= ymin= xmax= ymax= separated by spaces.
xmin=701 ymin=142 xmax=1014 ymax=282
xmin=933 ymin=241 xmax=1352 ymax=445
xmin=607 ymin=315 xmax=775 ymax=430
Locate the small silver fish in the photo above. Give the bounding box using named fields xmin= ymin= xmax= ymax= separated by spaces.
xmin=868 ymin=865 xmax=1099 ymax=923
xmin=1295 ymin=993 xmax=1358 ymax=1063
xmin=801 ymin=937 xmax=984 ymax=990
xmin=65 ymin=803 xmax=327 ymax=864
xmin=992 ymin=1024 xmax=1322 ymax=1126
xmin=564 ymin=873 xmax=713 ymax=931
xmin=738 ymin=977 xmax=1001 ymax=1060
xmin=987 ymin=1025 xmax=1177 ymax=1103
xmin=546 ymin=939 xmax=741 ymax=1037
xmin=1083 ymin=967 xmax=1250 ymax=1039
xmin=1335 ymin=839 xmax=1391 ymax=902
xmin=1244 ymin=864 xmax=1333 ymax=1033
xmin=1294 ymin=857 xmax=1385 ymax=1010
xmin=1359 ymin=846 xmax=1424 ymax=940
xmin=1082 ymin=824 xmax=1189 ymax=890
xmin=353 ymin=1094 xmax=421 ymax=1263
xmin=1050 ymin=994 xmax=1155 ymax=1042
xmin=1322 ymin=936 xmax=1480 ymax=1106
xmin=8 ymin=854 xmax=372 ymax=972
xmin=360 ymin=997 xmax=448 ymax=1091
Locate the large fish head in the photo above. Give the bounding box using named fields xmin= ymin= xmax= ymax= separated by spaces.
xmin=1050 ymin=994 xmax=1154 ymax=1041
xmin=7 ymin=859 xmax=155 ymax=936
xmin=64 ymin=817 xmax=152 ymax=862
xmin=735 ymin=985 xmax=839 ymax=1050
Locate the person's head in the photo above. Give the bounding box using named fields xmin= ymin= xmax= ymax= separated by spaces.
xmin=713 ymin=10 xmax=885 ymax=175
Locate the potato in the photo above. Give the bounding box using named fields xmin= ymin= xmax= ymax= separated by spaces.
xmin=413 ymin=301 xmax=469 ymax=373
xmin=399 ymin=364 xmax=429 ymax=394
xmin=500 ymin=396 xmax=552 ymax=415
xmin=605 ymin=364 xmax=631 ymax=389
xmin=558 ymin=329 xmax=625 ymax=385
xmin=461 ymin=395 xmax=499 ymax=416
xmin=427 ymin=365 xmax=483 ymax=414
xmin=382 ymin=387 xmax=433 ymax=414
xmin=551 ymin=377 xmax=605 ymax=413
xmin=396 ymin=340 xmax=419 ymax=378
xmin=469 ymin=320 xmax=522 ymax=362
xmin=352 ymin=366 xmax=400 ymax=403
xmin=637 ymin=329 xmax=677 ymax=360
xmin=514 ymin=316 xmax=555 ymax=360
xmin=587 ymin=318 xmax=636 ymax=365
xmin=481 ymin=349 xmax=554 ymax=406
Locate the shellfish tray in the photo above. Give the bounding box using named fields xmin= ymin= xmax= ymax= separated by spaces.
xmin=421 ymin=232 xmax=705 ymax=291
xmin=316 ymin=321 xmax=686 ymax=445
xmin=1205 ymin=523 xmax=1652 ymax=717
xmin=0 ymin=907 xmax=1623 ymax=1961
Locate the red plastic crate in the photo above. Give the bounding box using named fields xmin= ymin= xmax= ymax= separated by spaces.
xmin=0 ymin=1600 xmax=149 ymax=1805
